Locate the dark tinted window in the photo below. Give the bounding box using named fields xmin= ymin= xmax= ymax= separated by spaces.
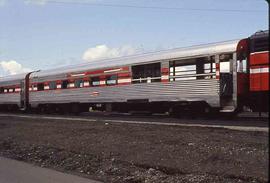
xmin=251 ymin=37 xmax=269 ymax=52
xmin=74 ymin=79 xmax=83 ymax=88
xmin=91 ymin=77 xmax=100 ymax=86
xmin=37 ymin=83 xmax=44 ymax=91
xmin=49 ymin=81 xmax=57 ymax=90
xmin=0 ymin=87 xmax=4 ymax=93
xmin=61 ymin=80 xmax=69 ymax=89
xmin=106 ymin=75 xmax=117 ymax=85
xmin=132 ymin=63 xmax=161 ymax=83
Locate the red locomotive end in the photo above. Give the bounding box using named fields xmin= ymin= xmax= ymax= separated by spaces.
xmin=237 ymin=30 xmax=269 ymax=112
xmin=249 ymin=32 xmax=269 ymax=92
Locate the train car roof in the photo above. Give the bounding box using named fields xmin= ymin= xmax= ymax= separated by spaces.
xmin=250 ymin=30 xmax=269 ymax=39
xmin=0 ymin=39 xmax=241 ymax=84
xmin=0 ymin=73 xmax=26 ymax=86
xmin=31 ymin=39 xmax=240 ymax=78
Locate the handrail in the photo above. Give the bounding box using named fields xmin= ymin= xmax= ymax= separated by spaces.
xmin=170 ymin=73 xmax=216 ymax=79
xmin=131 ymin=76 xmax=162 ymax=82
xmin=172 ymin=69 xmax=215 ymax=73
xmin=131 ymin=73 xmax=216 ymax=81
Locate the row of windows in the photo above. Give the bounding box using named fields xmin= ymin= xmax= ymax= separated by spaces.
xmin=0 ymin=87 xmax=17 ymax=93
xmin=0 ymin=75 xmax=118 ymax=93
xmin=1 ymin=55 xmax=233 ymax=93
xmin=32 ymin=75 xmax=118 ymax=91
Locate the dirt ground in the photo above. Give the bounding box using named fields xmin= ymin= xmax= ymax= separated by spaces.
xmin=0 ymin=116 xmax=268 ymax=183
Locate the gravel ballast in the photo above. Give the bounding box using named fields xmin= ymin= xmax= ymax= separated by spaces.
xmin=0 ymin=116 xmax=268 ymax=183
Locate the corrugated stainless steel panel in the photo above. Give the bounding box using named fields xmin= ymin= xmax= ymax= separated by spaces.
xmin=0 ymin=94 xmax=20 ymax=105
xmin=29 ymin=79 xmax=220 ymax=107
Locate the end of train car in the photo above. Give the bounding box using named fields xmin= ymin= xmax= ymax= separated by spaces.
xmin=248 ymin=30 xmax=269 ymax=112
xmin=236 ymin=30 xmax=269 ymax=112
xmin=0 ymin=73 xmax=26 ymax=111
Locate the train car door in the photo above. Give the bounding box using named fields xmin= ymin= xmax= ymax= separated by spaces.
xmin=219 ymin=53 xmax=237 ymax=112
xmin=236 ymin=39 xmax=249 ymax=110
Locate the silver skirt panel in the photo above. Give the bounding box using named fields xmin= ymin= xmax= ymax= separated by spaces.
xmin=29 ymin=80 xmax=220 ymax=107
xmin=0 ymin=93 xmax=20 ymax=105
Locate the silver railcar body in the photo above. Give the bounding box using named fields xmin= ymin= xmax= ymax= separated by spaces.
xmin=0 ymin=74 xmax=25 ymax=106
xmin=29 ymin=40 xmax=239 ymax=109
xmin=0 ymin=40 xmax=240 ymax=112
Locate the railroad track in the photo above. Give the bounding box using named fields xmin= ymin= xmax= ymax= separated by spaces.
xmin=0 ymin=111 xmax=268 ymax=132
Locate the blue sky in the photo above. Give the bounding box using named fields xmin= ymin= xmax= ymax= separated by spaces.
xmin=0 ymin=0 xmax=268 ymax=76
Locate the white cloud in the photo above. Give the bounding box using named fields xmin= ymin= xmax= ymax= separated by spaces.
xmin=82 ymin=45 xmax=142 ymax=62
xmin=0 ymin=60 xmax=32 ymax=76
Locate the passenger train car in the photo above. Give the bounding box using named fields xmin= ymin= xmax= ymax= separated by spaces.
xmin=0 ymin=30 xmax=269 ymax=115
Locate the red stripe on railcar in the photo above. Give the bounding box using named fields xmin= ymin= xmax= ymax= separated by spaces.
xmin=117 ymin=72 xmax=131 ymax=77
xmin=215 ymin=63 xmax=220 ymax=79
xmin=250 ymin=51 xmax=269 ymax=66
xmin=161 ymin=68 xmax=169 ymax=73
xmin=161 ymin=68 xmax=169 ymax=82
xmin=85 ymin=66 xmax=129 ymax=75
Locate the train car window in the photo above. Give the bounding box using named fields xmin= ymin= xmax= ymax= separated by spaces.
xmin=74 ymin=79 xmax=84 ymax=88
xmin=203 ymin=56 xmax=216 ymax=79
xmin=0 ymin=87 xmax=4 ymax=93
xmin=86 ymin=78 xmax=91 ymax=86
xmin=219 ymin=54 xmax=233 ymax=61
xmin=250 ymin=37 xmax=269 ymax=52
xmin=220 ymin=62 xmax=230 ymax=73
xmin=204 ymin=63 xmax=216 ymax=73
xmin=237 ymin=60 xmax=247 ymax=73
xmin=132 ymin=63 xmax=161 ymax=83
xmin=219 ymin=54 xmax=233 ymax=73
xmin=37 ymin=83 xmax=44 ymax=91
xmin=170 ymin=56 xmax=216 ymax=80
xmin=61 ymin=80 xmax=69 ymax=89
xmin=106 ymin=75 xmax=117 ymax=85
xmin=196 ymin=57 xmax=207 ymax=79
xmin=91 ymin=77 xmax=100 ymax=86
xmin=31 ymin=84 xmax=37 ymax=91
xmin=169 ymin=59 xmax=196 ymax=81
xmin=237 ymin=51 xmax=247 ymax=73
xmin=49 ymin=81 xmax=57 ymax=90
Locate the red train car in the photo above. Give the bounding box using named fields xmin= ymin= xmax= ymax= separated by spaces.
xmin=237 ymin=30 xmax=269 ymax=112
